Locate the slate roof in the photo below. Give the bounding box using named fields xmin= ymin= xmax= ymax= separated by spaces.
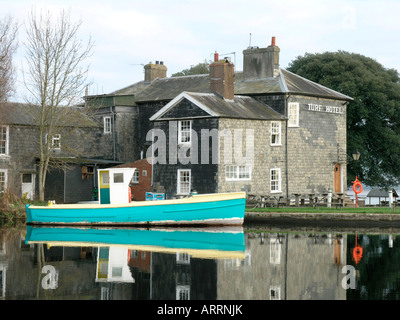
xmin=0 ymin=102 xmax=99 ymax=127
xmin=150 ymin=92 xmax=286 ymax=121
xmin=113 ymin=68 xmax=353 ymax=102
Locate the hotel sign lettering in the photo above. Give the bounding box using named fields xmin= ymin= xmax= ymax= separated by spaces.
xmin=306 ymin=103 xmax=343 ymax=114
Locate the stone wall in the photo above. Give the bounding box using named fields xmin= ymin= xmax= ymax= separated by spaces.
xmin=217 ymin=118 xmax=287 ymax=197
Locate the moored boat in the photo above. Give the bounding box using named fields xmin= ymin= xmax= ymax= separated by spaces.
xmin=25 ymin=192 xmax=246 ymax=226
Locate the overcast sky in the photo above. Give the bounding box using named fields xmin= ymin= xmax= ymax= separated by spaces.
xmin=4 ymin=0 xmax=400 ymax=102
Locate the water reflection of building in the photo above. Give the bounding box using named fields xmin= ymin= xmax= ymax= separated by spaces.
xmin=217 ymin=233 xmax=347 ymax=300
xmin=1 ymin=228 xmax=350 ymax=300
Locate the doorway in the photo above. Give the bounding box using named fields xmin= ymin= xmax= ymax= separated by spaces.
xmin=334 ymin=164 xmax=341 ymax=193
xmin=22 ymin=173 xmax=35 ymax=200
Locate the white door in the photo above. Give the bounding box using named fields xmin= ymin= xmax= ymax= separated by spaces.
xmin=22 ymin=173 xmax=35 ymax=200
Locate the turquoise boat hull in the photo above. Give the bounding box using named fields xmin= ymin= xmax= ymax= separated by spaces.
xmin=25 ymin=226 xmax=245 ymax=259
xmin=25 ymin=192 xmax=246 ymax=226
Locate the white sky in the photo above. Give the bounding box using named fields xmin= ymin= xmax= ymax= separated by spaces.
xmin=4 ymin=0 xmax=400 ymax=102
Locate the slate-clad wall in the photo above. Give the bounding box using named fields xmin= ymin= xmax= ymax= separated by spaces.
xmin=286 ymin=95 xmax=347 ymax=194
xmin=151 ymin=118 xmax=219 ymax=199
xmin=0 ymin=125 xmax=38 ymax=195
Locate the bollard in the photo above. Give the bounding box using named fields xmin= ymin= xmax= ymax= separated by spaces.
xmin=327 ymin=190 xmax=332 ymax=208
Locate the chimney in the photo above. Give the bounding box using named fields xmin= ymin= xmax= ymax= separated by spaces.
xmin=209 ymin=52 xmax=235 ymax=100
xmin=144 ymin=61 xmax=167 ymax=82
xmin=243 ymin=36 xmax=280 ymax=80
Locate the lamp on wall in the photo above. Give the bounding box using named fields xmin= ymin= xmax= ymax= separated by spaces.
xmin=352 ymin=149 xmax=361 ymax=161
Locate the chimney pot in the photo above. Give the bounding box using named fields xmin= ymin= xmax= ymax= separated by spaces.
xmin=214 ymin=51 xmax=219 ymax=62
xmin=271 ymin=36 xmax=276 ymax=46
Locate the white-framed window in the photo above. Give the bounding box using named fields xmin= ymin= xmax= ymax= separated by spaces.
xmin=225 ymin=165 xmax=251 ymax=181
xmin=0 ymin=169 xmax=7 ymax=193
xmin=104 ymin=116 xmax=112 ymax=133
xmin=52 ymin=134 xmax=61 ymax=150
xmin=270 ymin=168 xmax=281 ymax=193
xmin=288 ymin=102 xmax=299 ymax=127
xmin=178 ymin=120 xmax=191 ymax=144
xmin=270 ymin=122 xmax=281 ymax=146
xmin=269 ymin=238 xmax=281 ymax=265
xmin=176 ymin=285 xmax=190 ymax=300
xmin=0 ymin=126 xmax=9 ymax=156
xmin=177 ymin=169 xmax=191 ymax=195
xmin=176 ymin=252 xmax=190 ymax=264
xmin=132 ymin=170 xmax=139 ymax=183
xmin=46 ymin=134 xmax=61 ymax=151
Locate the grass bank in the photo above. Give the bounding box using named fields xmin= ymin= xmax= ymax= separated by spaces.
xmin=246 ymin=206 xmax=400 ymax=214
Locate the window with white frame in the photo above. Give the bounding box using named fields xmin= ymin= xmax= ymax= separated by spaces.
xmin=178 ymin=120 xmax=191 ymax=144
xmin=177 ymin=169 xmax=191 ymax=195
xmin=104 ymin=116 xmax=112 ymax=133
xmin=225 ymin=165 xmax=251 ymax=181
xmin=0 ymin=126 xmax=9 ymax=156
xmin=270 ymin=168 xmax=281 ymax=193
xmin=270 ymin=122 xmax=281 ymax=145
xmin=46 ymin=134 xmax=61 ymax=151
xmin=0 ymin=170 xmax=7 ymax=192
xmin=132 ymin=170 xmax=139 ymax=183
xmin=176 ymin=285 xmax=190 ymax=300
xmin=288 ymin=102 xmax=299 ymax=127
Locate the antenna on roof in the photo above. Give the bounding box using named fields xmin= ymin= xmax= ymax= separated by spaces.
xmin=220 ymin=52 xmax=236 ymax=66
xmin=130 ymin=63 xmax=145 ymax=73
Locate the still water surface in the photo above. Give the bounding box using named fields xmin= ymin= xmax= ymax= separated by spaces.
xmin=1 ymin=224 xmax=399 ymax=300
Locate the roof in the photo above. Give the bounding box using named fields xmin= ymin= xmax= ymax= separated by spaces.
xmin=150 ymin=91 xmax=286 ymax=121
xmin=112 ymin=68 xmax=353 ymax=102
xmin=367 ymin=188 xmax=399 ymax=198
xmin=0 ymin=102 xmax=100 ymax=128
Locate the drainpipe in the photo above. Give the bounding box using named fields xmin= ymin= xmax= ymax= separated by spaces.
xmin=110 ymin=106 xmax=117 ymax=161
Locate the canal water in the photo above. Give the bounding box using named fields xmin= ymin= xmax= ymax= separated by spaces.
xmin=1 ymin=224 xmax=400 ymax=300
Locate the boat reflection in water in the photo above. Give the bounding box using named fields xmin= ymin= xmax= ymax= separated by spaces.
xmin=25 ymin=225 xmax=245 ymax=298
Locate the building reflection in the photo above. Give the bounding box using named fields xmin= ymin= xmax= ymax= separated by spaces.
xmin=2 ymin=227 xmax=398 ymax=300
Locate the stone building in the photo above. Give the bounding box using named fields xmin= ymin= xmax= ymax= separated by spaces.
xmin=1 ymin=37 xmax=352 ymax=203
xmin=113 ymin=37 xmax=352 ymax=199
xmin=0 ymin=103 xmax=122 ymax=202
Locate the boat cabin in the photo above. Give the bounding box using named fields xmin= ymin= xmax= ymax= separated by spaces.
xmin=98 ymin=167 xmax=136 ymax=204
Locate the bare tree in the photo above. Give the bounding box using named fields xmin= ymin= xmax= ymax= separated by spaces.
xmin=23 ymin=9 xmax=94 ymax=201
xmin=0 ymin=14 xmax=18 ymax=104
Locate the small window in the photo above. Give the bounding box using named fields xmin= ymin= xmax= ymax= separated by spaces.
xmin=142 ymin=170 xmax=147 ymax=177
xmin=288 ymin=102 xmax=299 ymax=127
xmin=132 ymin=171 xmax=139 ymax=183
xmin=225 ymin=165 xmax=251 ymax=181
xmin=270 ymin=122 xmax=281 ymax=145
xmin=178 ymin=120 xmax=191 ymax=144
xmin=0 ymin=126 xmax=9 ymax=156
xmin=46 ymin=134 xmax=61 ymax=151
xmin=113 ymin=173 xmax=124 ymax=183
xmin=22 ymin=174 xmax=32 ymax=183
xmin=104 ymin=116 xmax=112 ymax=133
xmin=101 ymin=172 xmax=109 ymax=185
xmin=176 ymin=285 xmax=190 ymax=300
xmin=270 ymin=168 xmax=281 ymax=193
xmin=177 ymin=169 xmax=191 ymax=195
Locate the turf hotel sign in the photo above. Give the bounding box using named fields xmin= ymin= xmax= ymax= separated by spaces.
xmin=306 ymin=103 xmax=343 ymax=114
